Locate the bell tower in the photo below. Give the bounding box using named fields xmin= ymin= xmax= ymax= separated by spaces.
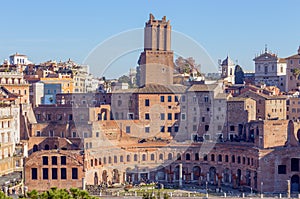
xmin=138 ymin=14 xmax=174 ymax=87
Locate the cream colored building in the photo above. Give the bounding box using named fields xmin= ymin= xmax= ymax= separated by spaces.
xmin=254 ymin=48 xmax=286 ymax=91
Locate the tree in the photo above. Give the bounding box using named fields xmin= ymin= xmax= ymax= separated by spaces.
xmin=0 ymin=191 xmax=11 ymax=199
xmin=25 ymin=188 xmax=97 ymax=199
xmin=174 ymin=57 xmax=201 ymax=74
xmin=234 ymin=65 xmax=245 ymax=84
xmin=118 ymin=75 xmax=133 ymax=88
xmin=291 ymin=68 xmax=300 ymax=79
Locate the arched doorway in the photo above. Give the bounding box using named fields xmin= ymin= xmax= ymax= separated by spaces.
xmin=245 ymin=170 xmax=251 ymax=186
xmin=291 ymin=175 xmax=300 ymax=193
xmin=112 ymin=169 xmax=120 ymax=183
xmin=193 ymin=166 xmax=201 ymax=181
xmin=237 ymin=169 xmax=242 ymax=186
xmin=33 ymin=145 xmax=38 ymax=152
xmin=223 ymin=168 xmax=230 ymax=184
xmin=174 ymin=165 xmax=180 ymax=181
xmin=102 ymin=170 xmax=108 ymax=183
xmin=94 ymin=172 xmax=98 ymax=185
xmin=209 ymin=167 xmax=216 ymax=184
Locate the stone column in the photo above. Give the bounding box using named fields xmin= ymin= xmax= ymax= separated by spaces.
xmin=179 ymin=163 xmax=183 ymax=187
xmin=82 ymin=178 xmax=86 ymax=190
xmin=191 ymin=172 xmax=194 ymax=182
xmin=287 ymin=180 xmax=291 ymax=199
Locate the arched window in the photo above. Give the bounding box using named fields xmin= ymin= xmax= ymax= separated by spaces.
xmin=168 ymin=153 xmax=172 ymax=160
xmin=33 ymin=145 xmax=38 ymax=152
xmin=151 ymin=154 xmax=155 ymax=161
xmin=114 ymin=156 xmax=117 ymax=163
xmin=218 ymin=154 xmax=222 ymax=162
xmin=185 ymin=153 xmax=191 ymax=161
xmin=211 ymin=154 xmax=215 ymax=161
xmin=142 ymin=154 xmax=146 ymax=161
xmin=44 ymin=144 xmax=49 ymax=150
xmin=127 ymin=155 xmax=130 ymax=162
xmin=134 ymin=154 xmax=138 ymax=161
xmin=120 ymin=155 xmax=123 ymax=162
xmin=176 ymin=153 xmax=181 ymax=160
xmin=159 ymin=154 xmax=163 ymax=160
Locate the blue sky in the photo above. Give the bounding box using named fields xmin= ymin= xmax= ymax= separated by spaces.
xmin=0 ymin=0 xmax=299 ymax=78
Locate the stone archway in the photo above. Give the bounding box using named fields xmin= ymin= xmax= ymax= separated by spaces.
xmin=102 ymin=170 xmax=108 ymax=183
xmin=237 ymin=169 xmax=242 ymax=186
xmin=94 ymin=172 xmax=98 ymax=185
xmin=174 ymin=165 xmax=180 ymax=181
xmin=112 ymin=169 xmax=120 ymax=183
xmin=209 ymin=167 xmax=216 ymax=184
xmin=223 ymin=168 xmax=230 ymax=184
xmin=291 ymin=175 xmax=300 ymax=193
xmin=192 ymin=166 xmax=200 ymax=181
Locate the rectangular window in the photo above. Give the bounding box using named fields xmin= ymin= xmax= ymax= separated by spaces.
xmin=168 ymin=113 xmax=172 ymax=120
xmin=72 ymin=132 xmax=77 ymax=138
xmin=230 ymin=125 xmax=235 ymax=131
xmin=145 ymin=99 xmax=150 ymax=106
xmin=61 ymin=168 xmax=67 ymax=179
xmin=202 ymin=117 xmax=205 ymax=122
xmin=42 ymin=168 xmax=48 ymax=180
xmin=145 ymin=113 xmax=150 ymax=120
xmin=72 ymin=168 xmax=78 ymax=179
xmin=181 ymin=113 xmax=186 ymax=120
xmin=52 ymin=168 xmax=58 ymax=179
xmin=160 ymin=96 xmax=165 ymax=102
xmin=160 ymin=126 xmax=165 ymax=132
xmin=160 ymin=113 xmax=165 ymax=120
xmin=145 ymin=127 xmax=150 ymax=133
xmin=31 ymin=168 xmax=38 ymax=180
xmin=175 ymin=96 xmax=179 ymax=102
xmin=68 ymin=114 xmax=73 ymax=121
xmin=181 ymin=96 xmax=186 ymax=102
xmin=175 ymin=113 xmax=179 ymax=120
xmin=174 ymin=126 xmax=179 ymax=132
xmin=61 ymin=156 xmax=67 ymax=165
xmin=167 ymin=126 xmax=172 ymax=133
xmin=291 ymin=158 xmax=299 ymax=171
xmin=278 ymin=165 xmax=286 ymax=174
xmin=84 ymin=132 xmax=89 ymax=138
xmin=126 ymin=126 xmax=130 ymax=133
xmin=168 ymin=96 xmax=172 ymax=102
xmin=52 ymin=156 xmax=57 ymax=165
xmin=193 ymin=125 xmax=197 ymax=131
xmin=42 ymin=156 xmax=48 ymax=165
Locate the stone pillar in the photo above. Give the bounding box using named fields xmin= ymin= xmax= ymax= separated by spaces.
xmin=132 ymin=174 xmax=135 ymax=182
xmin=287 ymin=180 xmax=291 ymax=199
xmin=82 ymin=178 xmax=86 ymax=190
xmin=191 ymin=172 xmax=194 ymax=182
xmin=138 ymin=173 xmax=141 ymax=181
xmin=207 ymin=173 xmax=209 ymax=182
xmin=179 ymin=163 xmax=183 ymax=187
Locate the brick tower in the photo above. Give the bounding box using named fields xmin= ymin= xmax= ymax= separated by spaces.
xmin=138 ymin=13 xmax=174 ymax=86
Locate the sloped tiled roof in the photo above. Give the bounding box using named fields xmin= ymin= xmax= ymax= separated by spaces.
xmin=113 ymin=84 xmax=187 ymax=94
xmin=188 ymin=84 xmax=219 ymax=92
